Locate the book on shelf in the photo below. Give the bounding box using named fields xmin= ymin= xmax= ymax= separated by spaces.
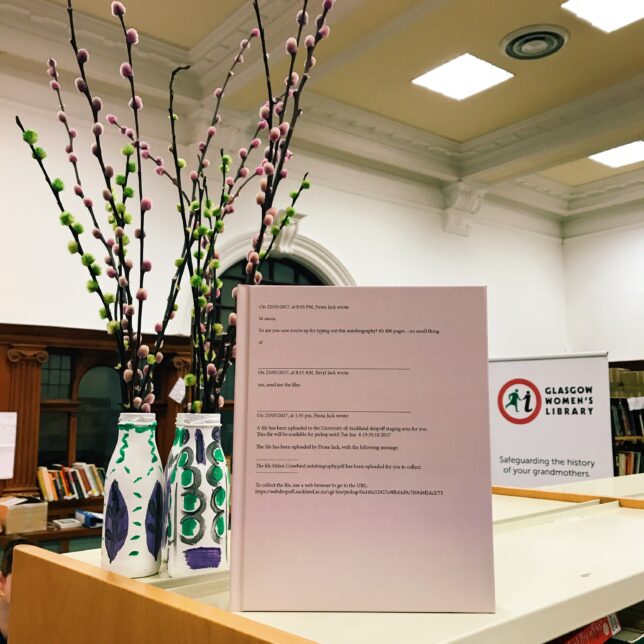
xmin=550 ymin=612 xmax=620 ymax=643
xmin=36 ymin=463 xmax=105 ymax=502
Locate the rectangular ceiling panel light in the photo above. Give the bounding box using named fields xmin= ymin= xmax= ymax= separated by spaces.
xmin=562 ymin=0 xmax=644 ymax=32
xmin=588 ymin=141 xmax=644 ymax=167
xmin=411 ymin=53 xmax=513 ymax=101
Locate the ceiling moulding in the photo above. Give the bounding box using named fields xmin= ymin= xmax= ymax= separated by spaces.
xmin=294 ymin=93 xmax=461 ymax=183
xmin=566 ymin=168 xmax=644 ymax=216
xmin=0 ymin=0 xmax=201 ymax=103
xmin=461 ymin=74 xmax=644 ymax=183
xmin=486 ymin=180 xmax=570 ymax=219
xmin=562 ymin=202 xmax=644 ymax=240
xmin=440 ymin=181 xmax=486 ymax=237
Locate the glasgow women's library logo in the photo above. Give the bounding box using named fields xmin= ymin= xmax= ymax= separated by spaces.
xmin=497 ymin=378 xmax=542 ymax=425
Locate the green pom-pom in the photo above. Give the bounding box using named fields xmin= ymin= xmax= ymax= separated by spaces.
xmin=289 ymin=191 xmax=298 ymax=200
xmin=193 ymin=250 xmax=205 ymax=260
xmin=199 ymin=283 xmax=208 ymax=295
xmin=106 ymin=320 xmax=120 ymax=334
xmin=52 ymin=178 xmax=65 ymax=193
xmin=302 ymin=179 xmax=311 ymax=189
xmin=215 ymin=220 xmax=224 ymax=233
xmin=178 ymin=158 xmax=186 ymax=169
xmin=107 ymin=215 xmax=115 ymax=225
xmin=205 ymin=199 xmax=213 ymax=209
xmin=213 ymin=208 xmax=222 ymax=218
xmin=127 ymin=161 xmax=136 ymax=173
xmin=191 ymin=400 xmax=203 ymax=413
xmin=209 ymin=259 xmax=220 ymax=270
xmin=81 ymin=253 xmax=95 ymax=266
xmin=221 ymin=194 xmax=230 ymax=203
xmin=174 ymin=258 xmax=184 ymax=268
xmin=90 ymin=263 xmax=102 ymax=276
xmin=104 ymin=293 xmax=115 ymax=304
xmin=32 ymin=147 xmax=47 ymax=160
xmin=116 ymin=203 xmax=126 ymax=215
xmin=122 ymin=235 xmax=130 ymax=246
xmin=190 ymin=200 xmax=200 ymax=212
xmin=173 ymin=303 xmax=179 ymax=312
xmin=190 ymin=275 xmax=202 ymax=288
xmin=198 ymin=296 xmax=207 ymax=308
xmin=67 ymin=240 xmax=79 ymax=254
xmin=99 ymin=307 xmax=108 ymax=319
xmin=121 ymin=144 xmax=134 ymax=157
xmin=71 ymin=222 xmax=84 ymax=234
xmin=86 ymin=280 xmax=99 ymax=293
xmin=176 ymin=203 xmax=182 ymax=212
xmin=198 ymin=225 xmax=209 ymax=236
xmin=259 ymin=250 xmax=267 ymax=259
xmin=22 ymin=130 xmax=38 ymax=145
xmin=216 ymin=278 xmax=223 ymax=289
xmin=60 ymin=212 xmax=74 ymax=226
xmin=124 ymin=186 xmax=134 ymax=198
xmin=285 ymin=206 xmax=296 ymax=217
xmin=184 ymin=373 xmax=197 ymax=387
xmin=214 ymin=323 xmax=224 ymax=336
xmin=115 ymin=174 xmax=126 ymax=186
xmin=169 ymin=113 xmax=178 ymax=121
xmin=146 ymin=354 xmax=156 ymax=365
xmin=222 ymin=154 xmax=232 ymax=166
xmin=271 ymin=225 xmax=280 ymax=236
xmin=204 ymin=209 xmax=213 ymax=219
xmin=123 ymin=213 xmax=133 ymax=224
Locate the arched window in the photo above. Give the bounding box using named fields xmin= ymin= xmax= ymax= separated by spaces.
xmin=218 ymin=257 xmax=324 ymax=458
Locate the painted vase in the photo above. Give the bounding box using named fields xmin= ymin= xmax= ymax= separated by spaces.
xmin=161 ymin=424 xmax=183 ymax=564
xmin=166 ymin=413 xmax=229 ymax=577
xmin=101 ymin=412 xmax=164 ymax=578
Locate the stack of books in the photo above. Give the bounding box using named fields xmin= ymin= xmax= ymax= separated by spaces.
xmin=37 ymin=463 xmax=105 ymax=502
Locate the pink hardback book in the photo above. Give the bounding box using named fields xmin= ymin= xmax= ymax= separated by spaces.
xmin=231 ymin=286 xmax=495 ymax=612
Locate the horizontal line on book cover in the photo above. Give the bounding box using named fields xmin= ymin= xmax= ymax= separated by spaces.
xmin=256 ymin=472 xmax=300 ymax=474
xmin=258 ymin=367 xmax=410 ymax=371
xmin=256 ymin=459 xmax=300 ymax=461
xmin=257 ymin=410 xmax=412 ymax=414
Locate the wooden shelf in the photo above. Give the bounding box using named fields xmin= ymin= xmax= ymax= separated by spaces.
xmin=615 ymin=436 xmax=644 ymax=442
xmin=46 ymin=497 xmax=103 ymax=519
xmin=0 ymin=526 xmax=101 ymax=553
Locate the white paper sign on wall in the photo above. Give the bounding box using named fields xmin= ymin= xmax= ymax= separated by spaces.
xmin=0 ymin=412 xmax=18 ymax=480
xmin=489 ymin=353 xmax=613 ymax=487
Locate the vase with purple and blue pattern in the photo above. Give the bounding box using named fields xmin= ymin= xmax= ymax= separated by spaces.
xmin=101 ymin=412 xmax=164 ymax=578
xmin=166 ymin=413 xmax=228 ymax=577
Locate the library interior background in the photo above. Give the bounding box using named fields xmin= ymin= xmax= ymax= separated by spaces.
xmin=1 ymin=0 xmax=644 ymax=642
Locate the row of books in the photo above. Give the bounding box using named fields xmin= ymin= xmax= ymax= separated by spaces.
xmin=615 ymin=451 xmax=644 ymax=477
xmin=610 ymin=398 xmax=644 ymax=437
xmin=37 ymin=463 xmax=106 ymax=502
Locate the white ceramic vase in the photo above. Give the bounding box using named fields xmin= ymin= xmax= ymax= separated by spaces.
xmin=166 ymin=413 xmax=229 ymax=577
xmin=101 ymin=412 xmax=164 ymax=578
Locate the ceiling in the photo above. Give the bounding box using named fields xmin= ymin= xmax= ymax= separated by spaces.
xmin=15 ymin=0 xmax=644 ymax=189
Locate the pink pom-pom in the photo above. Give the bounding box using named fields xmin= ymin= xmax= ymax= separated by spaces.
xmin=106 ymin=114 xmax=118 ymax=125
xmin=137 ymin=344 xmax=149 ymax=359
xmin=93 ymin=123 xmax=104 ymax=136
xmin=305 ymin=34 xmax=315 ymax=48
xmin=155 ymin=166 xmax=165 ymax=176
xmin=259 ymin=105 xmax=270 ymax=119
xmin=260 ymin=178 xmax=268 ymax=191
xmin=226 ymin=177 xmax=234 ymax=186
xmin=225 ymin=204 xmax=235 ymax=214
xmin=141 ymin=403 xmax=151 ymax=413
xmin=207 ymin=126 xmax=217 ymax=137
xmin=92 ymin=228 xmax=102 ymax=239
xmin=125 ymin=128 xmax=134 ymax=139
xmin=214 ymin=88 xmax=223 ymax=98
xmin=255 ymin=167 xmax=265 ymax=177
xmin=77 ymin=48 xmax=89 ymax=64
xmin=115 ymin=226 xmax=125 ymax=238
xmin=134 ymin=228 xmax=143 ymax=239
xmin=279 ymin=122 xmax=290 ymax=136
xmin=254 ymin=272 xmax=263 ymax=284
xmin=74 ymin=185 xmax=83 ymax=197
xmin=141 ymin=259 xmax=152 ymax=272
xmin=156 ymin=352 xmax=163 ymax=364
xmin=207 ymin=363 xmax=216 ymax=377
xmin=123 ymin=369 xmax=133 ymax=383
xmin=263 ymin=213 xmax=274 ymax=226
xmin=119 ymin=276 xmax=128 ymax=287
xmin=107 ymin=267 xmax=118 ymax=278
xmin=50 ymin=80 xmax=60 ymax=91
xmin=274 ymin=101 xmax=284 ymax=115
xmin=105 ymin=165 xmax=114 ymax=178
xmin=111 ymin=1 xmax=126 ymax=16
xmin=125 ymin=304 xmax=135 ymax=316
xmin=198 ymin=141 xmax=206 ymax=153
xmin=143 ymin=150 xmax=151 ymax=160
xmin=126 ymin=28 xmax=139 ymax=44
xmin=154 ymin=322 xmax=163 ymax=333
xmin=202 ymin=159 xmax=210 ymax=168
xmin=239 ymin=167 xmax=250 ymax=178
xmin=251 ymin=138 xmax=261 ymax=149
xmin=323 ymin=0 xmax=334 ymax=9
xmin=189 ymin=170 xmax=198 ymax=181
xmin=251 ymin=27 xmax=260 ymax=38
xmin=129 ymin=95 xmax=143 ymax=110
xmin=286 ymin=37 xmax=298 ymax=54
xmin=92 ymin=96 xmax=103 ymax=111
xmin=57 ymin=111 xmax=66 ymax=123
xmin=69 ymin=128 xmax=78 ymax=138
xmin=107 ymin=238 xmax=116 ymax=248
xmin=256 ymin=192 xmax=265 ymax=205
xmin=297 ymin=9 xmax=308 ymax=25
xmin=139 ymin=141 xmax=149 ymax=150
xmin=47 ymin=57 xmax=57 ymax=68
xmin=83 ymin=197 xmax=93 ymax=208
xmin=136 ymin=288 xmax=148 ymax=301
xmin=144 ymin=393 xmax=155 ymax=405
xmin=141 ymin=198 xmax=153 ymax=211
xmin=264 ymin=162 xmax=275 ymax=175
xmin=91 ymin=143 xmax=99 ymax=157
xmin=258 ymin=120 xmax=268 ymax=130
xmin=47 ymin=67 xmax=56 ymax=78
xmin=229 ymin=312 xmax=238 ymax=326
xmin=318 ymin=24 xmax=331 ymax=38
xmin=68 ymin=154 xmax=78 ymax=164
xmin=249 ymin=251 xmax=259 ymax=264
xmin=102 ymin=189 xmax=112 ymax=201
xmin=65 ymin=144 xmax=73 ymax=154
xmin=280 ymin=169 xmax=288 ymax=178
xmin=239 ymin=147 xmax=248 ymax=159
xmin=269 ymin=127 xmax=280 ymax=142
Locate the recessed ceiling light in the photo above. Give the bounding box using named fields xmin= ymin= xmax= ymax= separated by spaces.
xmin=412 ymin=54 xmax=513 ymax=100
xmin=561 ymin=0 xmax=644 ymax=33
xmin=502 ymin=25 xmax=569 ymax=60
xmin=588 ymin=141 xmax=644 ymax=168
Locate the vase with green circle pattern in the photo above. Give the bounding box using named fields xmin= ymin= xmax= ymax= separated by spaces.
xmin=101 ymin=412 xmax=164 ymax=578
xmin=166 ymin=413 xmax=229 ymax=577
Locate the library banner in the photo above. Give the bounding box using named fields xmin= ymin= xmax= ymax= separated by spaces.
xmin=490 ymin=353 xmax=613 ymax=487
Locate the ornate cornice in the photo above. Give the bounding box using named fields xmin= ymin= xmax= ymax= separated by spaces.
xmin=440 ymin=181 xmax=487 ymax=236
xmin=7 ymin=344 xmax=49 ymax=365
